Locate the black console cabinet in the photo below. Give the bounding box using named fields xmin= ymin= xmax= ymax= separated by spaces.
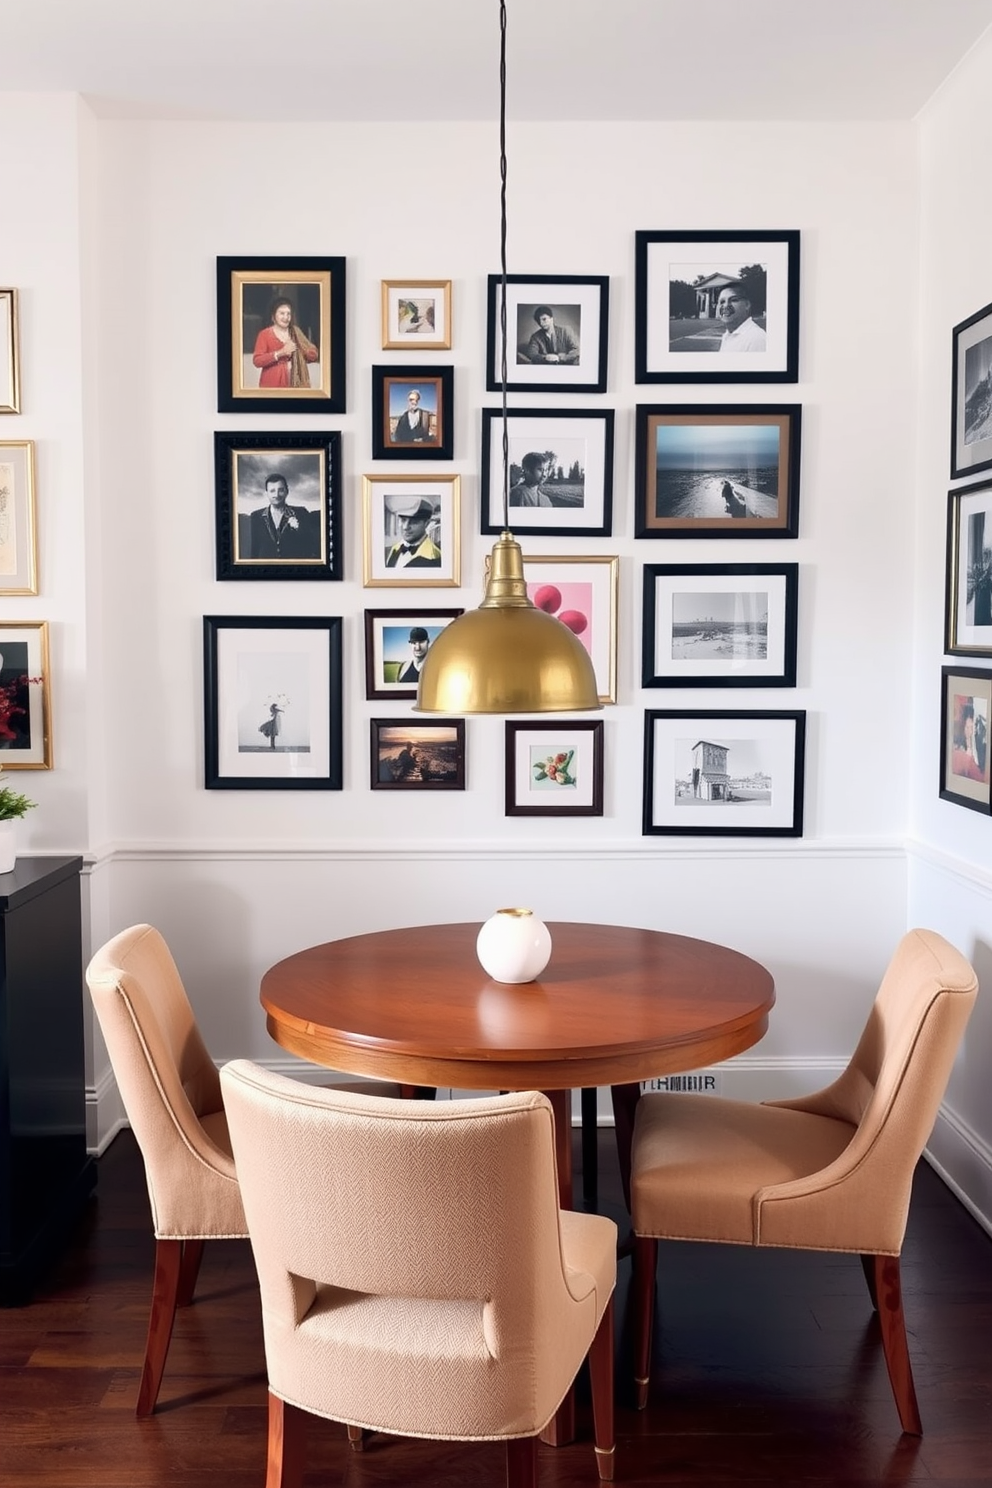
xmin=0 ymin=856 xmax=96 ymax=1304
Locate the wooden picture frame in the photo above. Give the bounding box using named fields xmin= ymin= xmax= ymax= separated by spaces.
xmin=480 ymin=408 xmax=614 ymax=537
xmin=214 ymin=432 xmax=342 ymax=582
xmin=0 ymin=441 xmax=38 ymax=595
xmin=486 ymin=274 xmax=609 ymax=394
xmin=363 ymin=474 xmax=460 ymax=588
xmin=951 ymin=300 xmax=992 ymax=479
xmin=364 ymin=607 xmax=464 ymax=700
xmin=381 ymin=280 xmax=451 ymax=350
xmin=945 ymin=480 xmax=992 ymax=656
xmin=370 ymin=718 xmax=465 ymax=790
xmin=0 ymin=290 xmax=20 ymax=414
xmin=371 ymin=365 xmax=453 ymax=460
xmin=504 ymin=719 xmax=604 ymax=817
xmin=939 ymin=665 xmax=992 ymax=814
xmin=0 ymin=621 xmax=52 ymax=769
xmin=642 ymin=563 xmax=798 ymax=688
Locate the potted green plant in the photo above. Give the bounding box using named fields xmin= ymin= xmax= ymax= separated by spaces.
xmin=0 ymin=768 xmax=36 ymax=873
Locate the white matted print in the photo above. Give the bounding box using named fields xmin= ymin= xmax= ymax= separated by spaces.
xmin=481 ymin=409 xmax=614 ymax=537
xmin=0 ymin=621 xmax=51 ymax=769
xmin=505 ymin=719 xmax=604 ymax=817
xmin=0 ymin=442 xmax=38 ymax=595
xmin=381 ymin=280 xmax=451 ymax=350
xmin=486 ymin=275 xmax=608 ymax=393
xmin=642 ymin=563 xmax=797 ymax=687
xmin=519 ymin=554 xmax=618 ymax=704
xmin=363 ymin=474 xmax=460 ymax=587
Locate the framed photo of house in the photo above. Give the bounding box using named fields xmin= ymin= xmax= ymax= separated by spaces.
xmin=213 ymin=432 xmax=342 ymax=582
xmin=372 ymin=365 xmax=453 ymax=459
xmin=0 ymin=290 xmax=20 ymax=414
xmin=0 ymin=441 xmax=38 ymax=595
xmin=642 ymin=563 xmax=798 ymax=687
xmin=504 ymin=719 xmax=604 ymax=818
xmin=486 ymin=274 xmax=609 ymax=394
xmin=939 ymin=665 xmax=992 ymax=814
xmin=635 ymin=230 xmax=799 ymax=384
xmin=0 ymin=621 xmax=52 ymax=769
xmin=516 ymin=554 xmax=618 ymax=703
xmin=635 ymin=405 xmax=801 ymax=538
xmin=480 ymin=408 xmax=614 ymax=536
xmin=363 ymin=474 xmax=460 ymax=587
xmin=381 ymin=280 xmax=452 ymax=350
xmin=643 ymin=709 xmax=806 ymax=837
xmin=370 ymin=718 xmax=465 ymax=790
xmin=951 ymin=300 xmax=992 ymax=479
xmin=216 ymin=257 xmax=346 ymax=414
xmin=364 ymin=607 xmax=464 ymax=700
xmin=945 ymin=480 xmax=992 ymax=656
xmin=202 ymin=615 xmax=342 ymax=790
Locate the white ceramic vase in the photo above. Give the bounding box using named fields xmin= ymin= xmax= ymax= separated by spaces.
xmin=476 ymin=908 xmax=552 ymax=985
xmin=0 ymin=818 xmax=17 ymax=874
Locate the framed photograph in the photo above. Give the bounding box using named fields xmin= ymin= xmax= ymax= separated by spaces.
xmin=216 ymin=257 xmax=346 ymax=414
xmin=370 ymin=718 xmax=465 ymax=790
xmin=516 ymin=554 xmax=618 ymax=703
xmin=643 ymin=709 xmax=806 ymax=838
xmin=372 ymin=365 xmax=453 ymax=460
xmin=486 ymin=275 xmax=609 ymax=394
xmin=213 ymin=432 xmax=342 ymax=582
xmin=364 ymin=607 xmax=464 ymax=700
xmin=635 ymin=230 xmax=799 ymax=384
xmin=939 ymin=666 xmax=992 ymax=814
xmin=946 ymin=480 xmax=992 ymax=656
xmin=0 ymin=290 xmax=20 ymax=414
xmin=202 ymin=616 xmax=342 ymax=790
xmin=951 ymin=300 xmax=992 ymax=479
xmin=480 ymin=408 xmax=614 ymax=537
xmin=363 ymin=474 xmax=460 ymax=588
xmin=0 ymin=442 xmax=38 ymax=595
xmin=642 ymin=563 xmax=798 ymax=688
xmin=0 ymin=622 xmax=52 ymax=769
xmin=635 ymin=405 xmax=801 ymax=538
xmin=381 ymin=280 xmax=451 ymax=350
xmin=504 ymin=719 xmax=604 ymax=818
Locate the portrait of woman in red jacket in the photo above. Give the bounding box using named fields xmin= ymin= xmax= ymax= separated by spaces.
xmin=252 ymin=296 xmax=319 ymax=390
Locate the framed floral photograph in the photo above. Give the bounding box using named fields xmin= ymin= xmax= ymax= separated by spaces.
xmin=516 ymin=554 xmax=618 ymax=703
xmin=486 ymin=274 xmax=609 ymax=394
xmin=939 ymin=665 xmax=992 ymax=814
xmin=0 ymin=290 xmax=20 ymax=414
xmin=945 ymin=480 xmax=992 ymax=656
xmin=371 ymin=365 xmax=453 ymax=460
xmin=0 ymin=441 xmax=38 ymax=595
xmin=635 ymin=405 xmax=801 ymax=538
xmin=0 ymin=621 xmax=52 ymax=769
xmin=951 ymin=300 xmax=992 ymax=479
xmin=504 ymin=719 xmax=604 ymax=817
xmin=364 ymin=607 xmax=464 ymax=700
xmin=381 ymin=280 xmax=452 ymax=350
xmin=480 ymin=408 xmax=614 ymax=537
xmin=202 ymin=616 xmax=342 ymax=790
xmin=642 ymin=563 xmax=798 ymax=688
xmin=216 ymin=257 xmax=346 ymax=414
xmin=214 ymin=432 xmax=342 ymax=582
xmin=635 ymin=230 xmax=799 ymax=384
xmin=643 ymin=709 xmax=806 ymax=838
xmin=370 ymin=718 xmax=465 ymax=790
xmin=363 ymin=474 xmax=460 ymax=588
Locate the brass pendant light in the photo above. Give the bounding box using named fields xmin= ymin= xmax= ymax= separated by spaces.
xmin=415 ymin=0 xmax=601 ymax=716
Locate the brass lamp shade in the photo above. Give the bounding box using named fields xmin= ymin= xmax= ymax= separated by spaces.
xmin=415 ymin=533 xmax=601 ymax=714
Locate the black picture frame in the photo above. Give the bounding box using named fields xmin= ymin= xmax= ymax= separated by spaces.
xmin=635 ymin=404 xmax=801 ymax=539
xmin=945 ymin=480 xmax=992 ymax=656
xmin=635 ymin=230 xmax=799 ymax=384
xmin=480 ymin=407 xmax=614 ymax=537
xmin=485 ymin=274 xmax=609 ymax=394
xmin=642 ymin=563 xmax=798 ymax=687
xmin=214 ymin=432 xmax=342 ymax=581
xmin=951 ymin=300 xmax=992 ymax=479
xmin=203 ymin=615 xmax=343 ymax=790
xmin=372 ymin=365 xmax=454 ymax=460
xmin=216 ymin=256 xmax=346 ymax=414
xmin=370 ymin=718 xmax=465 ymax=790
xmin=504 ymin=719 xmax=604 ymax=817
xmin=939 ymin=665 xmax=992 ymax=814
xmin=364 ymin=607 xmax=464 ymax=700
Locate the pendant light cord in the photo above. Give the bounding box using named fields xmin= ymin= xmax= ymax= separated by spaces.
xmin=499 ymin=0 xmax=510 ymax=530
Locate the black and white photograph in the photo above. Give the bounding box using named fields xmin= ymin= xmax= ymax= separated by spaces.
xmin=951 ymin=300 xmax=992 ymax=478
xmin=635 ymin=231 xmax=799 ymax=384
xmin=642 ymin=563 xmax=798 ymax=687
xmin=0 ymin=289 xmax=19 ymax=414
xmin=946 ymin=480 xmax=992 ymax=656
xmin=214 ymin=432 xmax=341 ymax=582
xmin=203 ymin=616 xmax=342 ymax=790
xmin=370 ymin=719 xmax=465 ymax=791
xmin=363 ymin=474 xmax=460 ymax=588
xmin=486 ymin=274 xmax=608 ymax=393
xmin=643 ymin=709 xmax=806 ymax=837
xmin=481 ymin=409 xmax=614 ymax=537
xmin=381 ymin=279 xmax=452 ymax=350
xmin=364 ymin=608 xmax=464 ymax=700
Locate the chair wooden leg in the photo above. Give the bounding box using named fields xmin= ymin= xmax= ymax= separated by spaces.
xmin=505 ymin=1436 xmax=538 ymax=1488
xmin=346 ymin=1424 xmax=364 ymax=1451
xmin=176 ymin=1238 xmax=205 ymax=1308
xmin=588 ymin=1296 xmax=615 ymax=1481
xmin=136 ymin=1237 xmax=183 ymax=1417
xmin=870 ymin=1254 xmax=923 ymax=1435
xmin=860 ymin=1252 xmax=879 ymax=1310
xmin=632 ymin=1234 xmax=658 ymax=1410
xmin=581 ymin=1087 xmax=599 ymax=1209
xmin=265 ymin=1392 xmax=307 ymax=1488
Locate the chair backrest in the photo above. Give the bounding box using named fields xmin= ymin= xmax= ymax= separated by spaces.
xmin=86 ymin=924 xmax=244 ymax=1239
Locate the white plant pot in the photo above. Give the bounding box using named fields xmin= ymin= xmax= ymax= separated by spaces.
xmin=476 ymin=908 xmax=552 ymax=985
xmin=0 ymin=819 xmax=17 ymax=874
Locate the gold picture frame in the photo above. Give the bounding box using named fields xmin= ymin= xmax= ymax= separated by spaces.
xmin=381 ymin=279 xmax=452 ymax=350
xmin=362 ymin=474 xmax=461 ymax=588
xmin=0 ymin=290 xmax=20 ymax=415
xmin=0 ymin=441 xmax=38 ymax=596
xmin=516 ymin=553 xmax=619 ymax=703
xmin=0 ymin=621 xmax=52 ymax=769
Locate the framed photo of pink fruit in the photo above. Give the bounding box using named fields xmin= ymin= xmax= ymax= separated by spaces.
xmin=521 ymin=554 xmax=618 ymax=703
xmin=505 ymin=719 xmax=604 ymax=817
xmin=480 ymin=408 xmax=614 ymax=536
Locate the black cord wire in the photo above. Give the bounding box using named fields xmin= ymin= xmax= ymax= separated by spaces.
xmin=499 ymin=0 xmax=509 ymax=531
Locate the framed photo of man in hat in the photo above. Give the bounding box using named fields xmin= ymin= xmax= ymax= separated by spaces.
xmin=371 ymin=365 xmax=454 ymax=459
xmin=363 ymin=607 xmax=464 ymax=699
xmin=362 ymin=474 xmax=461 ymax=587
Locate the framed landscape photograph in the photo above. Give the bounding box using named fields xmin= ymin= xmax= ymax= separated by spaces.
xmin=486 ymin=274 xmax=609 ymax=394
xmin=214 ymin=432 xmax=341 ymax=582
xmin=939 ymin=665 xmax=992 ymax=814
xmin=635 ymin=405 xmax=801 ymax=538
xmin=951 ymin=300 xmax=992 ymax=479
xmin=381 ymin=280 xmax=451 ymax=350
xmin=363 ymin=474 xmax=460 ymax=588
xmin=945 ymin=480 xmax=992 ymax=656
xmin=504 ymin=719 xmax=604 ymax=818
xmin=370 ymin=718 xmax=465 ymax=790
xmin=0 ymin=621 xmax=51 ymax=769
xmin=635 ymin=230 xmax=799 ymax=384
xmin=0 ymin=441 xmax=38 ymax=595
xmin=480 ymin=408 xmax=614 ymax=537
xmin=642 ymin=563 xmax=798 ymax=688
xmin=216 ymin=257 xmax=346 ymax=414
xmin=203 ymin=616 xmax=342 ymax=790
xmin=517 ymin=554 xmax=618 ymax=703
xmin=372 ymin=365 xmax=453 ymax=460
xmin=364 ymin=607 xmax=464 ymax=700
xmin=643 ymin=709 xmax=806 ymax=838
xmin=0 ymin=290 xmax=20 ymax=414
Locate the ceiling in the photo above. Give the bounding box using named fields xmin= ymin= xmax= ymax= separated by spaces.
xmin=2 ymin=0 xmax=991 ymax=123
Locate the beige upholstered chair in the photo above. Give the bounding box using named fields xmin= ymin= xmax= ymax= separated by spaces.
xmin=630 ymin=928 xmax=978 ymax=1436
xmin=220 ymin=1060 xmax=617 ymax=1488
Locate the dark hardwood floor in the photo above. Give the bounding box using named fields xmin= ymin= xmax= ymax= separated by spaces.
xmin=2 ymin=1126 xmax=991 ymax=1486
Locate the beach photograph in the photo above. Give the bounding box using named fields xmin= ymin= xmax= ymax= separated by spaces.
xmin=671 ymin=590 xmax=769 ymax=661
xmin=655 ymin=421 xmax=780 ymax=520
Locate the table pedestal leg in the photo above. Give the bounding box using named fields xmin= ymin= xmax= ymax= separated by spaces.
xmin=540 ymin=1088 xmax=575 ymax=1446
